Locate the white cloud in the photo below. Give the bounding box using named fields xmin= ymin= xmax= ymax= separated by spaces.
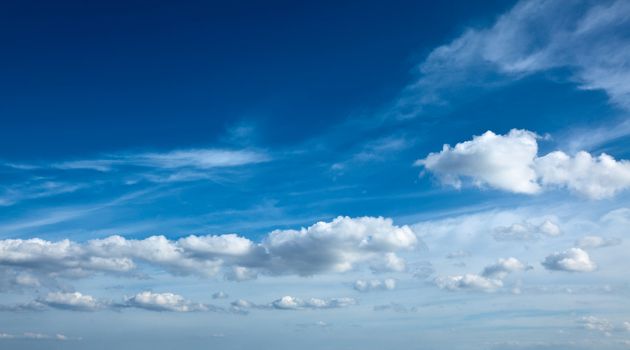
xmin=418 ymin=129 xmax=630 ymax=199
xmin=353 ymin=278 xmax=396 ymax=292
xmin=0 ymin=216 xmax=418 ymax=284
xmin=38 ymin=292 xmax=104 ymax=311
xmin=435 ymin=274 xmax=503 ymax=292
xmin=53 ymin=148 xmax=269 ymax=172
xmin=408 ymin=0 xmax=630 ymax=111
xmin=493 ymin=219 xmax=562 ymax=241
xmin=536 ymin=151 xmax=630 ymax=199
xmin=417 ymin=129 xmax=540 ymax=194
xmin=575 ymin=235 xmax=622 ymax=249
xmin=239 ymin=296 xmax=357 ymax=311
xmin=542 ymin=248 xmax=597 ymax=272
xmin=436 ymin=256 xmax=528 ymax=292
xmin=482 ymin=257 xmax=529 ymax=279
xmin=123 ymin=291 xmax=208 ymax=312
xmin=0 ymin=332 xmax=73 ymax=341
xmin=212 ymin=291 xmax=229 ymax=299
xmin=579 ymin=316 xmax=614 ymax=333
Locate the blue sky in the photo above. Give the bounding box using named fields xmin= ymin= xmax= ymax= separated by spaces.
xmin=2 ymin=0 xmax=630 ymax=349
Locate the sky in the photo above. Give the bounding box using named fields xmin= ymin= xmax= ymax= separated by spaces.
xmin=1 ymin=0 xmax=630 ymax=349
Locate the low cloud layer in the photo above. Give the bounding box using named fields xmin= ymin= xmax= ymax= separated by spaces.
xmin=417 ymin=129 xmax=630 ymax=199
xmin=0 ymin=216 xmax=418 ymax=288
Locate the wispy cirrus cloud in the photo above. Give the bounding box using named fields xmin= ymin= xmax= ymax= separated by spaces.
xmin=398 ymin=0 xmax=630 ymax=116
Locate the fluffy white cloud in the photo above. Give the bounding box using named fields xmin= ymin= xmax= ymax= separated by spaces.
xmin=575 ymin=236 xmax=622 ymax=249
xmin=482 ymin=257 xmax=529 ymax=279
xmin=435 ymin=274 xmax=503 ymax=292
xmin=123 ymin=291 xmax=208 ymax=312
xmin=536 ymin=151 xmax=630 ymax=199
xmin=38 ymin=291 xmax=104 ymax=311
xmin=542 ymin=248 xmax=597 ymax=272
xmin=418 ymin=129 xmax=630 ymax=199
xmin=261 ymin=216 xmax=417 ymax=276
xmin=251 ymin=296 xmax=357 ymax=310
xmin=436 ymin=256 xmax=529 ymax=292
xmin=353 ymin=278 xmax=396 ymax=292
xmin=418 ymin=130 xmax=540 ymax=194
xmin=0 ymin=216 xmax=418 ymax=285
xmin=493 ymin=219 xmax=562 ymax=241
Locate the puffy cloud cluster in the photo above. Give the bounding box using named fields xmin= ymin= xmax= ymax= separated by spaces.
xmin=123 ymin=291 xmax=209 ymax=312
xmin=481 ymin=257 xmax=530 ymax=279
xmin=38 ymin=291 xmax=104 ymax=312
xmin=231 ymin=296 xmax=357 ymax=311
xmin=353 ymin=278 xmax=396 ymax=292
xmin=417 ymin=129 xmax=630 ymax=199
xmin=435 ymin=274 xmax=503 ymax=292
xmin=542 ymin=248 xmax=597 ymax=272
xmin=0 ymin=216 xmax=418 ymax=285
xmin=436 ymin=257 xmax=528 ymax=292
xmin=493 ymin=219 xmax=561 ymax=241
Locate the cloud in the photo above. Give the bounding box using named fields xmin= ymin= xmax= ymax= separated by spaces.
xmin=435 ymin=273 xmax=503 ymax=292
xmin=353 ymin=278 xmax=396 ymax=292
xmin=446 ymin=250 xmax=470 ymax=259
xmin=436 ymin=256 xmax=529 ymax=292
xmin=406 ymin=0 xmax=630 ymax=112
xmin=38 ymin=292 xmax=104 ymax=311
xmin=578 ymin=316 xmax=614 ymax=333
xmin=418 ymin=129 xmax=630 ymax=199
xmin=122 ymin=291 xmax=209 ymax=312
xmin=232 ymin=296 xmax=357 ymax=311
xmin=493 ymin=219 xmax=562 ymax=241
xmin=52 ymin=148 xmax=269 ymax=172
xmin=482 ymin=257 xmax=530 ymax=279
xmin=575 ymin=236 xmax=622 ymax=249
xmin=0 ymin=216 xmax=418 ymax=285
xmin=542 ymin=248 xmax=597 ymax=272
xmin=212 ymin=291 xmax=229 ymax=299
xmin=0 ymin=332 xmax=74 ymax=341
xmin=417 ymin=129 xmax=540 ymax=194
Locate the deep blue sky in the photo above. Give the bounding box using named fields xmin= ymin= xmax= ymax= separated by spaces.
xmin=0 ymin=0 xmax=513 ymax=158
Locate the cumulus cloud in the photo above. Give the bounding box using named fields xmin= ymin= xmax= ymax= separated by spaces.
xmin=406 ymin=0 xmax=630 ymax=111
xmin=38 ymin=292 xmax=105 ymax=312
xmin=123 ymin=291 xmax=210 ymax=312
xmin=353 ymin=278 xmax=396 ymax=292
xmin=542 ymin=248 xmax=597 ymax=272
xmin=231 ymin=296 xmax=357 ymax=311
xmin=436 ymin=257 xmax=528 ymax=292
xmin=493 ymin=219 xmax=562 ymax=241
xmin=0 ymin=216 xmax=418 ymax=286
xmin=575 ymin=236 xmax=622 ymax=249
xmin=417 ymin=129 xmax=630 ymax=199
xmin=482 ymin=257 xmax=530 ymax=279
xmin=435 ymin=274 xmax=503 ymax=292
